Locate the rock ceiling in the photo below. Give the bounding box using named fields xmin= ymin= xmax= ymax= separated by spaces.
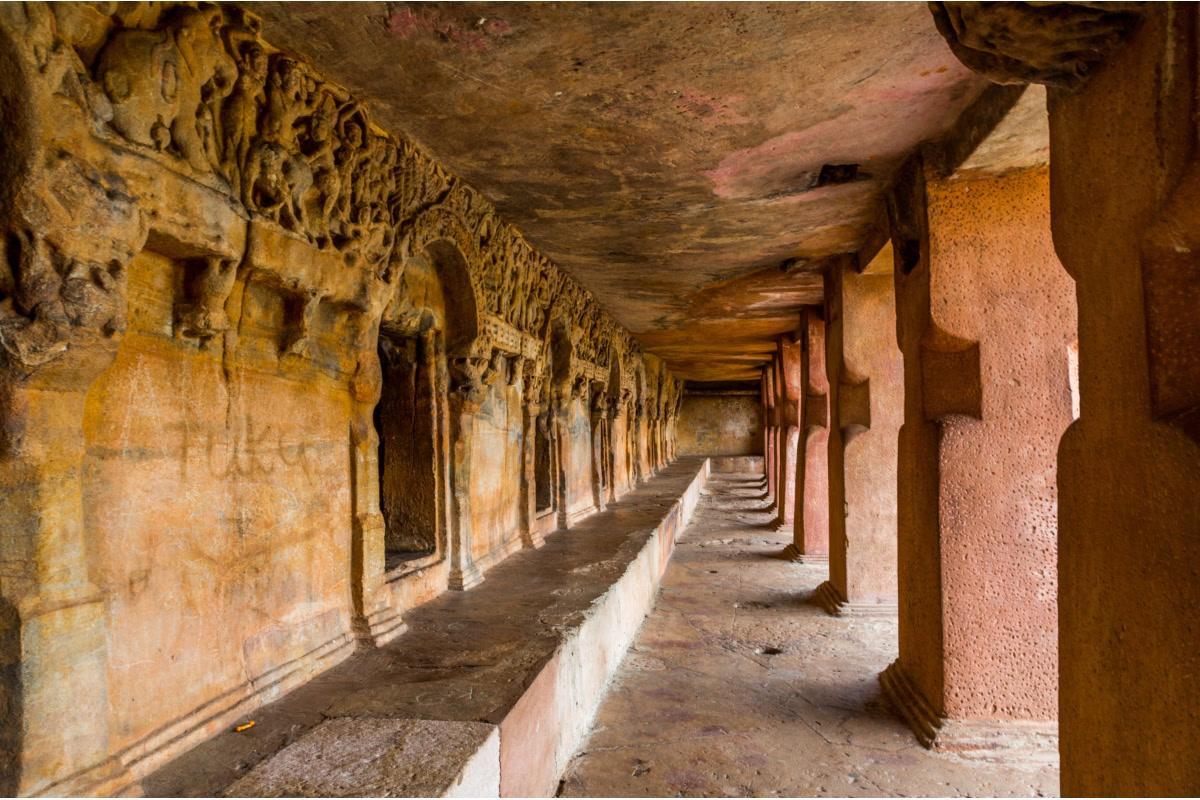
xmin=257 ymin=2 xmax=991 ymax=381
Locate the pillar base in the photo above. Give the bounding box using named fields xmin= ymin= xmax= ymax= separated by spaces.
xmin=813 ymin=581 xmax=896 ymax=617
xmin=449 ymin=563 xmax=485 ymax=591
xmin=880 ymin=660 xmax=1058 ymax=761
xmin=354 ymin=606 xmax=408 ymax=648
xmin=768 ymin=519 xmax=793 ymax=533
xmin=778 ymin=544 xmax=828 ymax=564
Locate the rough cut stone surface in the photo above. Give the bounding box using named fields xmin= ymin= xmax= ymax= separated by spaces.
xmin=225 ymin=718 xmax=499 ymax=797
xmin=677 ymin=390 xmax=763 ymax=457
xmin=820 ymin=248 xmax=902 ymax=615
xmin=252 ymin=3 xmax=992 ymax=381
xmin=888 ymin=160 xmax=1070 ymax=752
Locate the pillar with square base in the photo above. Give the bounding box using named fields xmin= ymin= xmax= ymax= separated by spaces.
xmin=783 ymin=308 xmax=829 ymax=564
xmin=883 ymin=148 xmax=1070 ymax=759
xmin=817 ymin=252 xmax=902 ymax=617
xmin=772 ymin=334 xmax=802 ymax=532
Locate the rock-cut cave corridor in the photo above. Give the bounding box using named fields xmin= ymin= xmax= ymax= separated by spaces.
xmin=0 ymin=2 xmax=1194 ymax=798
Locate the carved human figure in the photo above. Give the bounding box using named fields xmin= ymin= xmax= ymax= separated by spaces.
xmin=304 ymin=92 xmax=342 ymax=246
xmin=221 ymin=37 xmax=268 ymax=195
xmin=242 ymin=55 xmax=315 ymax=232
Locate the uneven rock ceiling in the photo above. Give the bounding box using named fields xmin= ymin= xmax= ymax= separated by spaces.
xmin=257 ymin=2 xmax=1046 ymax=382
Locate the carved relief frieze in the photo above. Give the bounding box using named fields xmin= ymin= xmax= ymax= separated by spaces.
xmin=0 ymin=1 xmax=675 ymax=402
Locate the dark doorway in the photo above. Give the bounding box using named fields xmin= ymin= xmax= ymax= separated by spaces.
xmin=535 ymin=410 xmax=553 ymax=514
xmin=376 ymin=331 xmax=438 ymax=567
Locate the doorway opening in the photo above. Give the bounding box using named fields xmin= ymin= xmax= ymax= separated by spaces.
xmin=376 ymin=330 xmax=439 ymax=568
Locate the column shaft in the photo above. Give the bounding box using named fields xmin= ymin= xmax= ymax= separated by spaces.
xmin=818 ymin=253 xmax=902 ymax=616
xmin=884 ymin=158 xmax=1070 ymax=755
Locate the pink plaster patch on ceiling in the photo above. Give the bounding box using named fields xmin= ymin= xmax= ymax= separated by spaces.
xmin=706 ymin=63 xmax=978 ymax=201
xmin=386 ymin=7 xmax=512 ymax=54
xmin=254 ymin=2 xmax=989 ymax=381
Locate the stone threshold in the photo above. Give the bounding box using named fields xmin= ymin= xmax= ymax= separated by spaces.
xmin=142 ymin=457 xmax=712 ymax=798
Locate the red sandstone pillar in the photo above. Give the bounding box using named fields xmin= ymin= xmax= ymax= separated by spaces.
xmin=773 ymin=334 xmax=802 ymax=531
xmin=783 ymin=308 xmax=829 ymax=563
xmin=762 ymin=369 xmax=776 ymax=497
xmin=882 ymin=154 xmax=1071 ymax=755
xmin=817 ymin=252 xmax=901 ymax=616
xmin=1046 ymin=9 xmax=1200 ymax=793
xmin=772 ymin=354 xmax=787 ymax=513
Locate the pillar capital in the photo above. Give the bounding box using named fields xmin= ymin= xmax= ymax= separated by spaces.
xmin=929 ymin=2 xmax=1144 ymax=91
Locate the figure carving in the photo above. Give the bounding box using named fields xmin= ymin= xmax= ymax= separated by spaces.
xmin=175 ymin=256 xmax=237 ymax=344
xmin=0 ymin=229 xmax=129 ymax=370
xmin=98 ymin=6 xmax=236 ymax=170
xmin=3 ymin=0 xmax=673 ymax=418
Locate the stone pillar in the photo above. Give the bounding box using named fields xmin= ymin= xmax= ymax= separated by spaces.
xmin=589 ymin=386 xmax=608 ymax=514
xmin=763 ymin=364 xmax=778 ymax=503
xmin=553 ymin=383 xmax=573 ymax=530
xmin=348 ymin=314 xmax=406 ymax=647
xmin=0 ymin=382 xmax=134 ymax=796
xmin=447 ymin=360 xmax=485 ymax=590
xmin=0 ymin=70 xmax=152 ymax=787
xmin=1046 ymin=9 xmax=1200 ymax=794
xmin=518 ymin=359 xmax=547 ymax=549
xmin=816 ymin=252 xmax=901 ymax=616
xmin=881 ymin=155 xmax=1071 ymax=755
xmin=783 ymin=308 xmax=829 ymax=563
xmin=760 ymin=372 xmax=773 ymax=488
xmin=606 ymin=396 xmax=624 ymax=502
xmin=773 ymin=334 xmax=801 ymax=531
xmin=928 ymin=3 xmax=1196 ymax=792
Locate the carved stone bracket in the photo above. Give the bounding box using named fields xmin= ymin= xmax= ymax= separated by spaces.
xmin=838 ymin=377 xmax=872 ymax=437
xmin=920 ymin=332 xmax=983 ymax=421
xmin=929 ymin=1 xmax=1145 ymax=91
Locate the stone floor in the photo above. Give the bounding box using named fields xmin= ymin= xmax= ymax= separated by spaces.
xmin=560 ymin=472 xmax=1060 ymax=798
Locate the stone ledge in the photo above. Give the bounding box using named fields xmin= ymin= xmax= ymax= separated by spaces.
xmin=226 ymin=718 xmax=499 ymax=798
xmin=880 ymin=660 xmax=1059 ymax=762
xmin=143 ymin=457 xmax=711 ymax=798
xmin=813 ymin=581 xmax=898 ymax=618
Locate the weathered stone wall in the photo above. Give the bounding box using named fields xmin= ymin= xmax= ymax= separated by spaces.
xmin=677 ymin=390 xmax=762 ymax=457
xmin=0 ymin=4 xmax=681 ymax=793
xmin=86 ymin=248 xmax=360 ymax=771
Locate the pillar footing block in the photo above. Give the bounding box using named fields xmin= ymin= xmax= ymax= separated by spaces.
xmin=448 ymin=564 xmax=485 ymax=592
xmin=768 ymin=519 xmax=793 ymax=533
xmin=354 ymin=607 xmax=408 ymax=649
xmin=778 ymin=544 xmax=828 ymax=564
xmin=880 ymin=660 xmax=1058 ymax=761
xmin=813 ymin=581 xmax=896 ymax=617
